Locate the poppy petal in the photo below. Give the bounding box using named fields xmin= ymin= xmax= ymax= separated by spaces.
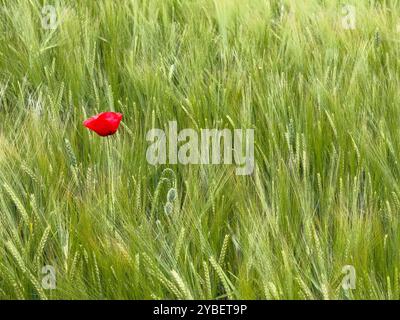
xmin=83 ymin=112 xmax=123 ymax=136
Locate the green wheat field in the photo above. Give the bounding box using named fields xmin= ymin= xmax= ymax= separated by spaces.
xmin=1 ymin=0 xmax=400 ymax=300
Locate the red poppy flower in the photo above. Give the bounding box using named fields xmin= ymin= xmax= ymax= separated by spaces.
xmin=83 ymin=112 xmax=123 ymax=137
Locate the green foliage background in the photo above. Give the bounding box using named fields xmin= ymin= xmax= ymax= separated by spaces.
xmin=0 ymin=0 xmax=400 ymax=299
